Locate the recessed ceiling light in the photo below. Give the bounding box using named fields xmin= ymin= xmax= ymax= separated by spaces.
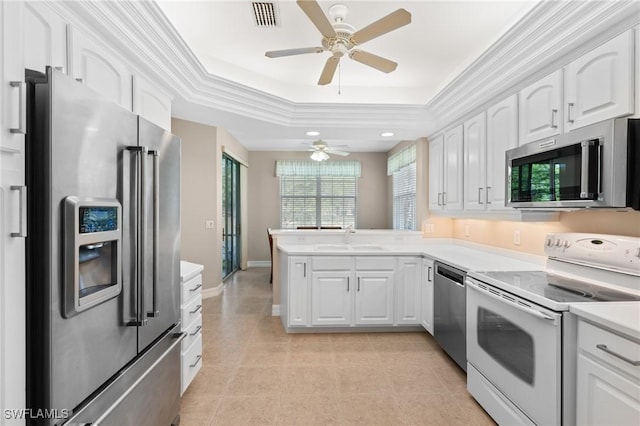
xmin=305 ymin=131 xmax=320 ymax=136
xmin=380 ymin=132 xmax=395 ymax=137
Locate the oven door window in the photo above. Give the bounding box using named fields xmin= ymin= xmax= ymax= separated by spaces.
xmin=510 ymin=141 xmax=599 ymax=202
xmin=477 ymin=307 xmax=534 ymax=385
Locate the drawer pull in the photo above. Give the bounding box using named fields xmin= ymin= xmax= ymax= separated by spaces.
xmin=189 ymin=354 xmax=202 ymax=368
xmin=189 ymin=305 xmax=202 ymax=314
xmin=190 ymin=325 xmax=202 ymax=336
xmin=596 ymin=344 xmax=640 ymax=366
xmin=189 ymin=284 xmax=202 ymax=292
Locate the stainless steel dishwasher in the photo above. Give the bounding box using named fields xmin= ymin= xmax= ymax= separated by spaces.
xmin=433 ymin=262 xmax=467 ymax=372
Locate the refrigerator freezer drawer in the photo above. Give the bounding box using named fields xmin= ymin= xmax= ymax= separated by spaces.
xmin=64 ymin=326 xmax=185 ymax=425
xmin=181 ymin=293 xmax=202 ymax=327
xmin=181 ymin=273 xmax=202 ymax=305
xmin=182 ymin=314 xmax=202 ymax=352
xmin=181 ymin=333 xmax=203 ymax=395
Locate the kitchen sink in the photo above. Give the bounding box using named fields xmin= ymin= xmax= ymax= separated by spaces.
xmin=349 ymin=244 xmax=387 ymax=251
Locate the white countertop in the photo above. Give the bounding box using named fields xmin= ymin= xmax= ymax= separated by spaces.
xmin=277 ymin=239 xmax=544 ymax=272
xmin=180 ymin=260 xmax=204 ymax=283
xmin=570 ymin=302 xmax=640 ymax=341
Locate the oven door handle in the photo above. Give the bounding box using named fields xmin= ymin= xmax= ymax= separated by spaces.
xmin=467 ymin=280 xmax=557 ymax=323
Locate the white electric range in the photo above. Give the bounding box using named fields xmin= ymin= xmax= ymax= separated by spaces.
xmin=465 ymin=233 xmax=640 ymax=426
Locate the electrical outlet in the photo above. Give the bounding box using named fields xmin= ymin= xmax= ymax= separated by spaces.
xmin=297 ymin=236 xmax=306 ymax=242
xmin=513 ymin=230 xmax=521 ymax=246
xmin=205 ymin=220 xmax=214 ymax=229
xmin=464 ymin=224 xmax=471 ymax=238
xmin=425 ymin=223 xmax=435 ymax=234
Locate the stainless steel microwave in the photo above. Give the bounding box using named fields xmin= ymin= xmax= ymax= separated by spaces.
xmin=506 ymin=118 xmax=639 ymax=210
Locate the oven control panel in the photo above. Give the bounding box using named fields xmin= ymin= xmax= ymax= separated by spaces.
xmin=545 ymin=233 xmax=640 ymax=274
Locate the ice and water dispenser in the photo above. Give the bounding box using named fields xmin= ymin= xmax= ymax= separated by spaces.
xmin=63 ymin=197 xmax=122 ymax=317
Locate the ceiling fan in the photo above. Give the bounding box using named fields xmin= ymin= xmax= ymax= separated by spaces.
xmin=265 ymin=1 xmax=412 ymax=85
xmin=307 ymin=140 xmax=350 ymax=161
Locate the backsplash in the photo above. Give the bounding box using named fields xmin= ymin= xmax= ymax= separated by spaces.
xmin=422 ymin=211 xmax=640 ymax=256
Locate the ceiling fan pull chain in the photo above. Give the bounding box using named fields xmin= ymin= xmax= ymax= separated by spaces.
xmin=338 ymin=62 xmax=341 ymax=95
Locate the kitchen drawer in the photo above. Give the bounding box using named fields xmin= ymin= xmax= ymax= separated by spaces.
xmin=181 ymin=333 xmax=202 ymax=395
xmin=578 ymin=319 xmax=640 ymax=378
xmin=311 ymin=256 xmax=353 ymax=271
xmin=181 ymin=273 xmax=202 ymax=304
xmin=181 ymin=293 xmax=202 ymax=329
xmin=355 ymin=256 xmax=396 ymax=270
xmin=181 ymin=314 xmax=202 ymax=352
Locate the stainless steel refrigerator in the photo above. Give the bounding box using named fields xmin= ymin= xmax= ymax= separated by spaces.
xmin=25 ymin=67 xmax=183 ymax=425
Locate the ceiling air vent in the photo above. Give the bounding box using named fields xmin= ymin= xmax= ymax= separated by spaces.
xmin=251 ymin=2 xmax=280 ymax=27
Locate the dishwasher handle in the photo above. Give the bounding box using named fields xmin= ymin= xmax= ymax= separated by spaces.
xmin=436 ymin=264 xmax=465 ymax=286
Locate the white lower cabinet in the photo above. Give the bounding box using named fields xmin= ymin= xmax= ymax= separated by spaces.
xmin=180 ymin=261 xmax=204 ymax=395
xmin=396 ymin=257 xmax=422 ymax=325
xmin=576 ymin=319 xmax=640 ymax=425
xmin=420 ymin=258 xmax=434 ymax=334
xmin=284 ymin=254 xmax=424 ymax=329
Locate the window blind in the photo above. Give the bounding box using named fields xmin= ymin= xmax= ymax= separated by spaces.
xmin=392 ymin=162 xmax=416 ymax=230
xmin=279 ymin=161 xmax=358 ymax=229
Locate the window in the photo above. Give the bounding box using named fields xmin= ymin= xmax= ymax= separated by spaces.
xmin=388 ymin=145 xmax=416 ymax=230
xmin=392 ymin=162 xmax=416 ymax=230
xmin=276 ymin=160 xmax=360 ymax=229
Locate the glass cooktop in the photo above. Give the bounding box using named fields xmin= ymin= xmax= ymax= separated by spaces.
xmin=476 ymin=270 xmax=640 ymax=304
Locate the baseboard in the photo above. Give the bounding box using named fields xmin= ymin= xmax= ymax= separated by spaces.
xmin=271 ymin=304 xmax=280 ymax=316
xmin=248 ymin=260 xmax=271 ymax=268
xmin=202 ymin=282 xmax=224 ymax=299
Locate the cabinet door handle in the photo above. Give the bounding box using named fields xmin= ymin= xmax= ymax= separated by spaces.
xmin=189 ymin=284 xmax=202 ymax=292
xmin=486 ymin=186 xmax=491 ymax=205
xmin=10 ymin=186 xmax=27 ymax=238
xmin=347 ymin=277 xmax=350 ymax=292
xmin=357 ymin=277 xmax=360 ymax=292
xmin=190 ymin=325 xmax=202 ymax=336
xmin=427 ymin=266 xmax=433 ymax=282
xmin=550 ymin=108 xmax=558 ymax=128
xmin=442 ymin=192 xmax=447 ymax=206
xmin=596 ymin=344 xmax=640 ymax=366
xmin=567 ymin=103 xmax=574 ymax=124
xmin=9 ymin=81 xmax=26 ymax=134
xmin=189 ymin=354 xmax=202 ymax=368
xmin=478 ymin=187 xmax=483 ymax=204
xmin=189 ymin=304 xmax=202 ymax=314
xmin=303 ymin=263 xmax=306 ymax=277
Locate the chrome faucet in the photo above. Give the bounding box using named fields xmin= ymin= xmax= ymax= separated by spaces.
xmin=345 ymin=225 xmax=356 ymax=244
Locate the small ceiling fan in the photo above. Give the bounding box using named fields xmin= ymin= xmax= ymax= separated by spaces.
xmin=307 ymin=140 xmax=350 ymax=161
xmin=265 ymin=1 xmax=411 ymax=85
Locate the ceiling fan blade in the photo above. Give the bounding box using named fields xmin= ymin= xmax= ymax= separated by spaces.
xmin=349 ymin=50 xmax=397 ymax=73
xmin=265 ymin=47 xmax=323 ymax=58
xmin=318 ymin=56 xmax=339 ymax=85
xmin=351 ymin=8 xmax=411 ymax=45
xmin=326 ymin=149 xmax=350 ymax=156
xmin=296 ymin=0 xmax=337 ymax=39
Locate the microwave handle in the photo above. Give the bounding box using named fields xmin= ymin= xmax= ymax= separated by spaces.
xmin=580 ymin=141 xmax=598 ymax=199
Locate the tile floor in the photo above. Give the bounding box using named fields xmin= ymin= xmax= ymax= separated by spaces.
xmin=180 ymin=267 xmax=495 ymax=426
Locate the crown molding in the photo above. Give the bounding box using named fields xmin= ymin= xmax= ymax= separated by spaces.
xmin=46 ymin=0 xmax=639 ymax=139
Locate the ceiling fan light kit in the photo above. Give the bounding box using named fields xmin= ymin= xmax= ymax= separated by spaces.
xmin=310 ymin=150 xmax=330 ymax=161
xmin=265 ymin=0 xmax=411 ymax=86
xmin=308 ymin=139 xmax=350 ymax=161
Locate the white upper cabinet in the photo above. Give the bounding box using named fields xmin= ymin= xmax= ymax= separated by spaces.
xmin=428 ymin=134 xmax=444 ymax=211
xmin=463 ymin=112 xmax=487 ymax=211
xmin=519 ymin=70 xmax=562 ymax=144
xmin=486 ymin=95 xmax=518 ymax=210
xmin=132 ymin=75 xmax=172 ymax=131
xmin=22 ymin=2 xmax=67 ymax=74
xmin=68 ymin=26 xmax=132 ymax=110
xmin=564 ymin=31 xmax=635 ymax=131
xmin=443 ymin=125 xmax=464 ymax=211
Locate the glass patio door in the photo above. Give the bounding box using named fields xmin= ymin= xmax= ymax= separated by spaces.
xmin=222 ymin=154 xmax=241 ymax=278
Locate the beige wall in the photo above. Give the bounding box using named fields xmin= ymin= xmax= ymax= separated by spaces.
xmin=423 ymin=210 xmax=640 ymax=256
xmin=247 ymin=151 xmax=390 ymax=262
xmin=173 ymin=118 xmax=248 ymax=290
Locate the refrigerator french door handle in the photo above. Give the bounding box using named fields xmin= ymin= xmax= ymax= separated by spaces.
xmin=147 ymin=150 xmax=160 ymax=318
xmin=126 ymin=146 xmax=149 ymax=327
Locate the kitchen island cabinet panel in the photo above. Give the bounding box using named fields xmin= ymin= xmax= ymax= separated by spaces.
xmin=421 ymin=258 xmax=435 ymax=335
xmin=288 ymin=256 xmax=310 ymax=327
xmin=311 ymin=271 xmax=352 ymax=326
xmin=396 ymin=257 xmax=422 ymax=325
xmin=354 ymin=271 xmax=395 ymax=325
